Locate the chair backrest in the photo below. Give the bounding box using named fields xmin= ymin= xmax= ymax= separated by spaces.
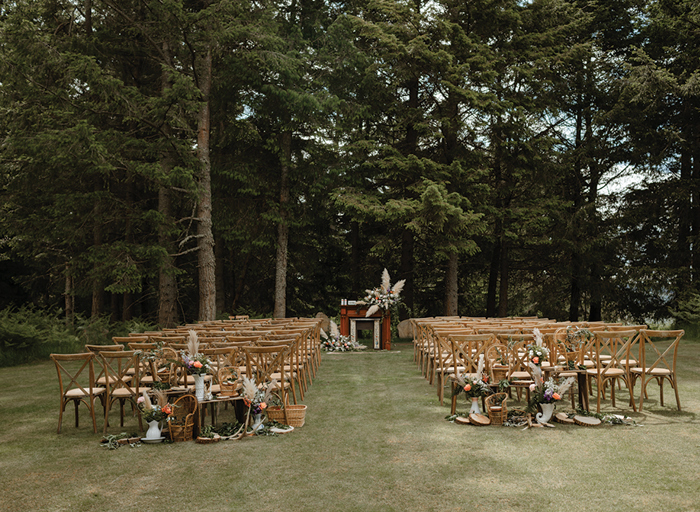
xmin=590 ymin=330 xmax=638 ymax=373
xmin=201 ymin=347 xmax=235 ymax=378
xmin=449 ymin=334 xmax=494 ymax=377
xmin=243 ymin=344 xmax=291 ymax=389
xmin=85 ymin=344 xmax=124 ymax=353
xmin=639 ymin=330 xmax=684 ymax=374
xmin=98 ymin=350 xmax=142 ymax=395
xmin=51 ymin=352 xmax=100 ymax=398
xmin=114 ymin=336 xmax=148 ymax=345
xmin=127 ymin=342 xmax=159 ymax=351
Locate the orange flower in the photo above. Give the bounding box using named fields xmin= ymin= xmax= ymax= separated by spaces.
xmin=193 ymin=361 xmax=203 ymax=369
xmin=260 ymin=402 xmax=267 ymax=410
xmin=532 ymin=356 xmax=540 ymax=364
xmin=464 ymin=384 xmax=471 ymax=392
xmin=552 ymin=393 xmax=561 ymax=401
xmin=162 ymin=405 xmax=172 ymax=415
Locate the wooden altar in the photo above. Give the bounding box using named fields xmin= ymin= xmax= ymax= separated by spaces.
xmin=339 ymin=303 xmax=391 ymax=350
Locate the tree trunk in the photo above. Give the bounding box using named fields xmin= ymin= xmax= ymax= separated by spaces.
xmin=486 ymin=235 xmax=500 ymax=318
xmin=274 ymin=130 xmax=292 ymax=319
xmin=351 ymin=220 xmax=361 ymax=296
xmin=64 ymin=263 xmax=74 ymax=326
xmin=569 ymin=251 xmax=582 ymax=322
xmin=692 ymin=139 xmax=700 ymax=285
xmin=157 ymin=40 xmax=179 ymax=328
xmin=197 ymin=46 xmax=216 ymax=322
xmin=215 ymin=234 xmax=225 ymax=315
xmin=445 ymin=252 xmax=459 ymax=316
xmin=399 ymin=228 xmax=414 ymax=320
xmin=91 ymin=188 xmax=103 ymax=319
xmin=497 ymin=241 xmax=509 ymax=317
xmin=85 ymin=0 xmax=92 ymax=34
xmin=158 ymin=187 xmax=179 ymax=328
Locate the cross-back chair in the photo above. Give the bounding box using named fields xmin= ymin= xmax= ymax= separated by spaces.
xmin=98 ymin=349 xmax=147 ymax=434
xmin=242 ymin=344 xmax=295 ymax=407
xmin=50 ymin=353 xmax=105 ymax=433
xmin=448 ymin=334 xmax=494 ymax=415
xmin=585 ymin=330 xmax=638 ymax=413
xmin=631 ymin=329 xmax=684 ymax=412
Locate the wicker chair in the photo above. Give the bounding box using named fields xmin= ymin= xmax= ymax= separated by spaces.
xmin=485 ymin=392 xmax=508 ymax=426
xmin=168 ymin=394 xmax=198 ymax=442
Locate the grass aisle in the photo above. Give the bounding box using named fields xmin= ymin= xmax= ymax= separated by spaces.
xmin=1 ymin=340 xmax=699 ymax=512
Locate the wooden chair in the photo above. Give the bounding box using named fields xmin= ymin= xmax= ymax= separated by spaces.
xmin=448 ymin=334 xmax=494 ymax=415
xmin=98 ymin=350 xmax=148 ymax=434
xmin=84 ymin=344 xmax=127 ymax=385
xmin=50 ymin=353 xmax=105 ymax=434
xmin=253 ymin=339 xmax=304 ymax=401
xmin=242 ymin=344 xmax=295 ymax=410
xmin=585 ymin=330 xmax=638 ymax=413
xmin=432 ymin=334 xmax=464 ymax=406
xmin=631 ymin=329 xmax=684 ymax=412
xmin=140 ymin=346 xmax=178 ymax=387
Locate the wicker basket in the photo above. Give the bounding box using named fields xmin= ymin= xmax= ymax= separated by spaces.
xmin=491 ymin=365 xmax=509 ymax=382
xmin=169 ymin=420 xmax=195 ymax=442
xmin=218 ymin=368 xmax=239 ymax=397
xmin=485 ymin=393 xmax=508 ymax=426
xmin=266 ymin=405 xmax=307 ymax=427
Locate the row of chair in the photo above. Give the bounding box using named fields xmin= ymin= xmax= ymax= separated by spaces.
xmin=411 ymin=316 xmax=684 ymax=415
xmin=51 ymin=317 xmax=323 ymax=435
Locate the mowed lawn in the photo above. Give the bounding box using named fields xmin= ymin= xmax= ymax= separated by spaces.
xmin=1 ymin=339 xmax=699 ymax=512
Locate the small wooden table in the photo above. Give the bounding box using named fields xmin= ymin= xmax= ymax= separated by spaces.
xmin=196 ymin=395 xmax=241 ymax=434
xmin=546 ymin=365 xmax=590 ymax=412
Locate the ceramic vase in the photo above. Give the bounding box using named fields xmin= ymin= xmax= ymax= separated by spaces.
xmin=145 ymin=420 xmax=162 ymax=440
xmin=251 ymin=413 xmax=265 ymax=432
xmin=536 ymin=402 xmax=555 ymax=424
xmin=469 ymin=396 xmax=482 ymax=415
xmin=194 ymin=374 xmax=206 ymax=402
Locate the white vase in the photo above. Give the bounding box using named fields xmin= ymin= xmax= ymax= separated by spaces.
xmin=251 ymin=413 xmax=265 ymax=432
xmin=469 ymin=396 xmax=482 ymax=415
xmin=536 ymin=402 xmax=555 ymax=424
xmin=194 ymin=374 xmax=206 ymax=402
xmin=145 ymin=420 xmax=162 ymax=440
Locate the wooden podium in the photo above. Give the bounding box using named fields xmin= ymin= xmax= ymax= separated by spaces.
xmin=339 ymin=304 xmax=391 ymax=350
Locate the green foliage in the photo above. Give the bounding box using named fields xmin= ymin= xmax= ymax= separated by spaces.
xmin=0 ymin=306 xmax=82 ymax=366
xmin=0 ymin=306 xmax=159 ymax=367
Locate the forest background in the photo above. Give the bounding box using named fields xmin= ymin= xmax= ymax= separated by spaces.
xmin=2 ymin=0 xmax=700 ymax=351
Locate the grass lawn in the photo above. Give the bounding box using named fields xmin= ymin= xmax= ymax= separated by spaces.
xmin=1 ymin=339 xmax=699 ymax=512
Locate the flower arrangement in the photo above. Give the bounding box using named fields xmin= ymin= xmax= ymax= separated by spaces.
xmin=181 ymin=330 xmax=211 ymax=376
xmin=137 ymin=389 xmax=172 ymax=423
xmin=528 ymin=377 xmax=576 ymax=406
xmin=357 ymin=268 xmax=405 ymax=317
xmin=526 ymin=328 xmax=550 ymax=366
xmin=564 ymin=326 xmax=592 ymax=351
xmin=453 ymin=355 xmax=491 ymax=398
xmin=241 ymin=377 xmax=278 ymax=416
xmin=321 ymin=320 xmax=366 ymax=352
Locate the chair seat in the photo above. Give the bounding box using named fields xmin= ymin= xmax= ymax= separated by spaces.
xmin=111 ymin=386 xmax=150 ymax=398
xmin=630 ymin=367 xmax=671 ymax=376
xmin=65 ymin=387 xmax=105 ymax=397
xmin=97 ymin=375 xmax=132 ymax=386
xmin=586 ymin=368 xmax=624 ymax=376
xmin=510 ymin=371 xmax=531 ymax=380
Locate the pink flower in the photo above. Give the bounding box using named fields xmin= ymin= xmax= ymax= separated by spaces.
xmin=137 ymin=396 xmax=145 ymax=404
xmin=529 ymin=383 xmax=536 ymax=392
